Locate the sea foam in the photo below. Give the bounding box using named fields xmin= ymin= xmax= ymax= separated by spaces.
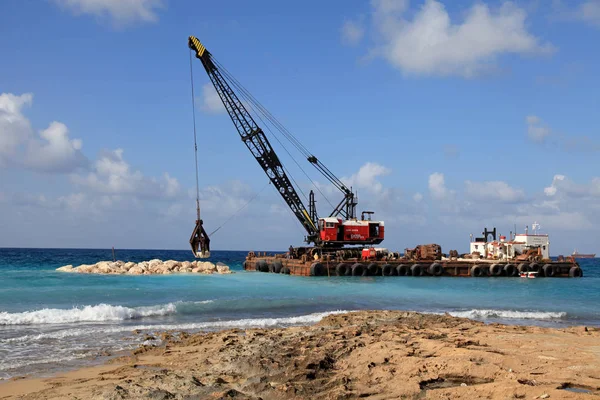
xmin=0 ymin=303 xmax=177 ymax=325
xmin=448 ymin=309 xmax=567 ymax=320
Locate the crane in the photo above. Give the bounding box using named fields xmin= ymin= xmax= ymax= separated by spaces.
xmin=188 ymin=36 xmax=384 ymax=255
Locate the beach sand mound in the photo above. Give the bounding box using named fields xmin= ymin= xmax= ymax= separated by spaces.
xmin=3 ymin=310 xmax=599 ymax=399
xmin=56 ymin=260 xmax=232 ymax=275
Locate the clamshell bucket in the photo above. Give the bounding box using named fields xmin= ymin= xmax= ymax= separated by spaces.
xmin=190 ymin=219 xmax=210 ymax=259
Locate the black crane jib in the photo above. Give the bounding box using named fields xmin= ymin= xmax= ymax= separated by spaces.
xmin=188 ymin=36 xmax=318 ymax=243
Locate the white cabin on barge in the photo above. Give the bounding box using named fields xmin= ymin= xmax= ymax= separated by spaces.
xmin=469 ymin=224 xmax=550 ymax=261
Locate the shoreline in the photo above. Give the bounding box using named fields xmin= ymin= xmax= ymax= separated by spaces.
xmin=1 ymin=310 xmax=599 ymax=399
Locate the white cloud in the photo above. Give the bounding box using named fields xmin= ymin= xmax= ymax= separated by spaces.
xmin=0 ymin=92 xmax=87 ymax=173
xmin=544 ymin=174 xmax=564 ymax=196
xmin=199 ymin=180 xmax=254 ymax=216
xmin=526 ymin=115 xmax=600 ymax=151
xmin=464 ymin=180 xmax=525 ymax=203
xmin=556 ymin=0 xmax=600 ymax=28
xmin=428 ymin=172 xmax=450 ymax=200
xmin=201 ymin=83 xmax=225 ymax=114
xmin=24 ymin=122 xmax=88 ymax=173
xmin=342 ymin=162 xmax=390 ymax=194
xmin=543 ymin=174 xmax=600 ymax=198
xmin=0 ymin=93 xmax=33 ymax=165
xmin=413 ymin=192 xmax=423 ymax=202
xmin=54 ymin=0 xmax=164 ymax=25
xmin=526 ymin=114 xmax=551 ymax=143
xmin=578 ymin=0 xmax=600 ymax=27
xmin=372 ymin=0 xmax=410 ymax=14
xmin=341 ymin=20 xmax=365 ymax=45
xmin=368 ymin=0 xmax=553 ymax=77
xmin=72 ymin=148 xmax=180 ymax=199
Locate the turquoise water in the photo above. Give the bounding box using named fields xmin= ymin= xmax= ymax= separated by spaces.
xmin=1 ymin=248 xmax=599 ymax=379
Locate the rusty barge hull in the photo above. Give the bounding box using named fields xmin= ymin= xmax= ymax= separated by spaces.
xmin=243 ymin=254 xmax=583 ymax=278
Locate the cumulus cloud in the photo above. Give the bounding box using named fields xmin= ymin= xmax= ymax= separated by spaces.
xmin=543 ymin=174 xmax=600 ymax=198
xmin=54 ymin=0 xmax=165 ymax=25
xmin=0 ymin=92 xmax=88 ymax=172
xmin=342 ymin=162 xmax=391 ymax=194
xmin=363 ymin=0 xmax=554 ymax=77
xmin=341 ymin=19 xmax=365 ymax=45
xmin=201 ymin=83 xmax=225 ymax=114
xmin=428 ymin=172 xmax=451 ymax=200
xmin=464 ymin=180 xmax=525 ymax=203
xmin=24 ymin=122 xmax=88 ymax=173
xmin=0 ymin=93 xmax=33 ymax=165
xmin=425 ymin=172 xmax=600 ymax=239
xmin=72 ymin=148 xmax=180 ymax=199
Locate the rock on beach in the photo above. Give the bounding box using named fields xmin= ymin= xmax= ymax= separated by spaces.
xmin=56 ymin=260 xmax=232 ymax=275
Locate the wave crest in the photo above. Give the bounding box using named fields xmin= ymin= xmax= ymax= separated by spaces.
xmin=449 ymin=309 xmax=567 ymax=320
xmin=0 ymin=303 xmax=177 ymax=325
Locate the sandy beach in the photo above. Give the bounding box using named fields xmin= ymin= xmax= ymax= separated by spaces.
xmin=1 ymin=310 xmax=599 ymax=399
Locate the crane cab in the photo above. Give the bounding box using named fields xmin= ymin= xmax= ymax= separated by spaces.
xmin=318 ymin=212 xmax=384 ymax=245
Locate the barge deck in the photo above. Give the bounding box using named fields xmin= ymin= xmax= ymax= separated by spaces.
xmin=243 ymin=253 xmax=582 ymax=278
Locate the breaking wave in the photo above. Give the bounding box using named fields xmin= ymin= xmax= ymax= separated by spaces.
xmin=0 ymin=303 xmax=178 ymax=325
xmin=448 ymin=309 xmax=567 ymax=320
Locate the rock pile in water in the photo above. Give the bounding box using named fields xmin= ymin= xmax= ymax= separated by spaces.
xmin=56 ymin=259 xmax=232 ymax=275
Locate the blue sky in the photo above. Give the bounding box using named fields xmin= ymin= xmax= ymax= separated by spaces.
xmin=1 ymin=0 xmax=599 ymax=254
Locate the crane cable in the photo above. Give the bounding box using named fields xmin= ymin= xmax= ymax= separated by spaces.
xmin=189 ymin=51 xmax=201 ymax=222
xmin=213 ymin=57 xmax=335 ymax=210
xmin=189 ymin=51 xmax=271 ymax=238
xmin=207 ymin=180 xmax=271 ymax=237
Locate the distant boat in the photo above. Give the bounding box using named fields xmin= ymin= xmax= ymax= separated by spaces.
xmin=572 ymin=249 xmax=596 ymax=259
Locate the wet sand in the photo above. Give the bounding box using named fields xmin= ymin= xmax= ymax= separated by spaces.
xmin=1 ymin=311 xmax=599 ymax=399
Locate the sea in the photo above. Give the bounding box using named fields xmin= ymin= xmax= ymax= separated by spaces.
xmin=0 ymin=248 xmax=599 ymax=381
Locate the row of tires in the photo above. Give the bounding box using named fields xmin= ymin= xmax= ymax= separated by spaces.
xmin=469 ymin=263 xmax=582 ymax=278
xmin=249 ymin=260 xmax=583 ymax=278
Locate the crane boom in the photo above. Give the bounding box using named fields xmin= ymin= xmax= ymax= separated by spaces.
xmin=188 ymin=36 xmax=385 ymax=249
xmin=188 ymin=36 xmax=318 ymax=243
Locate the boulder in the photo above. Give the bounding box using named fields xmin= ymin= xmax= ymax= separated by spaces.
xmin=57 ymin=259 xmax=232 ymax=275
xmin=77 ymin=264 xmax=95 ymax=273
xmin=164 ymin=260 xmax=180 ymax=271
xmin=216 ymin=264 xmax=231 ymax=274
xmin=129 ymin=266 xmax=144 ymax=275
xmin=196 ymin=262 xmax=217 ymax=273
xmin=96 ymin=261 xmax=113 ymax=274
xmin=123 ymin=262 xmax=136 ymax=271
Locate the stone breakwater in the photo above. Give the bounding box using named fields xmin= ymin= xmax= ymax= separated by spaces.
xmin=56 ymin=259 xmax=232 ymax=275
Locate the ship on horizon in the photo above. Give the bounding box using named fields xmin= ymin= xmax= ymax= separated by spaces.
xmin=572 ymin=249 xmax=596 ymax=259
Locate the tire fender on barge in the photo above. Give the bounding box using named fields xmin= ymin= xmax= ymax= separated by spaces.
xmin=411 ymin=264 xmax=424 ymax=276
xmin=382 ymin=264 xmax=396 ymax=276
xmin=428 ymin=263 xmax=443 ymax=276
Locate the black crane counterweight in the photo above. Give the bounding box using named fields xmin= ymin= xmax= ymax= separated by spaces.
xmin=188 ymin=36 xmax=384 ymax=251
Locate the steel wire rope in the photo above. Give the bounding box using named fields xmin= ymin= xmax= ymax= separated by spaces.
xmin=215 ymin=57 xmax=352 ymax=196
xmin=214 ymin=60 xmax=340 ymax=200
xmin=189 ymin=51 xmax=201 ymax=221
xmin=213 ymin=58 xmax=311 ymax=157
xmin=214 ymin=58 xmax=335 ymax=210
xmin=225 ymin=77 xmax=311 ymax=204
xmin=208 ymin=181 xmax=271 ymax=237
xmin=215 ymin=58 xmax=346 ymax=195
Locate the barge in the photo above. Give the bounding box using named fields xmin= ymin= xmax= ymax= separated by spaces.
xmin=243 ymin=226 xmax=583 ymax=278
